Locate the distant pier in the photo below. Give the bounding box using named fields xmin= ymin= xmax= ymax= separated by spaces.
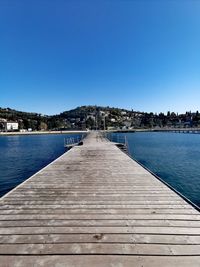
xmin=154 ymin=128 xmax=200 ymax=134
xmin=0 ymin=132 xmax=200 ymax=266
xmin=110 ymin=128 xmax=200 ymax=134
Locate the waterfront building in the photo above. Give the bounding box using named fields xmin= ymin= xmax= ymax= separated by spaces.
xmin=0 ymin=121 xmax=19 ymax=132
xmin=5 ymin=122 xmax=19 ymax=131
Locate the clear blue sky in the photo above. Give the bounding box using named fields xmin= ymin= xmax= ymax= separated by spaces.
xmin=0 ymin=0 xmax=200 ymax=115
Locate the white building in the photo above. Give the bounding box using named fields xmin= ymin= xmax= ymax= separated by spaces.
xmin=5 ymin=122 xmax=19 ymax=131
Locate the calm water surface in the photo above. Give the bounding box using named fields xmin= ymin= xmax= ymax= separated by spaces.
xmin=113 ymin=132 xmax=200 ymax=208
xmin=0 ymin=134 xmax=81 ymax=196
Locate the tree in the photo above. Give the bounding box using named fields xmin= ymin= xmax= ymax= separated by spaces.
xmin=86 ymin=118 xmax=95 ymax=130
xmin=38 ymin=122 xmax=48 ymax=131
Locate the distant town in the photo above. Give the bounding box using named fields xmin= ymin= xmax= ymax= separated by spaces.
xmin=0 ymin=106 xmax=200 ymax=132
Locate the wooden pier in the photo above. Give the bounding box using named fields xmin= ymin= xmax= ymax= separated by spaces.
xmin=0 ymin=132 xmax=200 ymax=266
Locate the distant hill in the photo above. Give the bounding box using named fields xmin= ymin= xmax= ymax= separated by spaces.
xmin=0 ymin=106 xmax=200 ymax=131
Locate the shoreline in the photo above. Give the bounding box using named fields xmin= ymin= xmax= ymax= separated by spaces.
xmin=1 ymin=127 xmax=200 ymax=136
xmin=0 ymin=130 xmax=88 ymax=136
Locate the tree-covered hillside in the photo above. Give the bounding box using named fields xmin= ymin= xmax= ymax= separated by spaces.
xmin=0 ymin=106 xmax=200 ymax=131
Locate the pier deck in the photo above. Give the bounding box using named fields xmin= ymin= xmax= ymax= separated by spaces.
xmin=0 ymin=132 xmax=200 ymax=266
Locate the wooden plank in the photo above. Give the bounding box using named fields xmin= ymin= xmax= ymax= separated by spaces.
xmin=2 ymin=195 xmax=182 ymax=200
xmin=0 ymin=204 xmax=192 ymax=211
xmin=0 ymin=255 xmax=200 ymax=267
xmin=1 ymin=233 xmax=200 ymax=245
xmin=0 ymin=208 xmax=198 ymax=215
xmin=1 ymin=214 xmax=200 ymax=220
xmin=6 ymin=193 xmax=178 ymax=197
xmin=0 ymin=226 xmax=200 ymax=235
xmin=1 ymin=219 xmax=200 ymax=228
xmin=0 ymin=243 xmax=200 ymax=255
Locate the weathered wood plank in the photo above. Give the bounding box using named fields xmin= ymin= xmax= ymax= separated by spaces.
xmin=1 ymin=214 xmax=200 ymax=220
xmin=0 ymin=255 xmax=200 ymax=267
xmin=0 ymin=243 xmax=200 ymax=255
xmin=0 ymin=208 xmax=198 ymax=215
xmin=1 ymin=219 xmax=200 ymax=227
xmin=1 ymin=233 xmax=200 ymax=245
xmin=1 ymin=226 xmax=200 ymax=235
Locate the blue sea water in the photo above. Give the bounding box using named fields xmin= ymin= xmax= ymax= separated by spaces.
xmin=0 ymin=133 xmax=81 ymax=197
xmin=112 ymin=132 xmax=200 ymax=208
